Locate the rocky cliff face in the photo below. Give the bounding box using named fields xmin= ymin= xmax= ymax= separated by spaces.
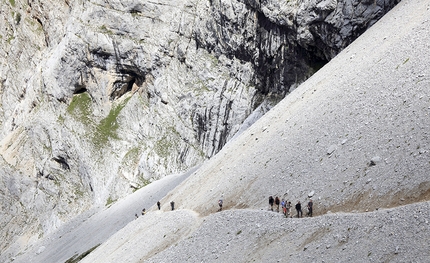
xmin=0 ymin=0 xmax=398 ymax=257
xmin=195 ymin=0 xmax=400 ymax=95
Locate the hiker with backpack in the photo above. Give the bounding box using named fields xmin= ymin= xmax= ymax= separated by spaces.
xmin=295 ymin=201 xmax=302 ymax=218
xmin=170 ymin=201 xmax=175 ymax=211
xmin=275 ymin=196 xmax=280 ymax=212
xmin=218 ymin=199 xmax=223 ymax=211
xmin=281 ymin=199 xmax=286 ymax=215
xmin=269 ymin=196 xmax=274 ymax=211
xmin=307 ymin=199 xmax=313 ymax=217
xmin=286 ymin=201 xmax=292 ymax=218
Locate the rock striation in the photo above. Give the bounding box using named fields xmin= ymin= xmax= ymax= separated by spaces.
xmin=0 ymin=0 xmax=398 ymax=258
xmin=196 ymin=0 xmax=401 ymax=95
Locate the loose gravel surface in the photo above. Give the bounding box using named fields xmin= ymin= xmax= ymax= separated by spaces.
xmin=146 ymin=203 xmax=430 ymax=263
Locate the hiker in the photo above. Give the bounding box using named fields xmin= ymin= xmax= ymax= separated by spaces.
xmin=286 ymin=201 xmax=292 ymax=218
xmin=307 ymin=199 xmax=313 ymax=217
xmin=269 ymin=196 xmax=274 ymax=211
xmin=170 ymin=201 xmax=175 ymax=211
xmin=295 ymin=201 xmax=302 ymax=218
xmin=281 ymin=199 xmax=286 ymax=215
xmin=141 ymin=208 xmax=146 ymax=215
xmin=218 ymin=199 xmax=223 ymax=211
xmin=157 ymin=201 xmax=161 ymax=210
xmin=275 ymin=196 xmax=280 ymax=212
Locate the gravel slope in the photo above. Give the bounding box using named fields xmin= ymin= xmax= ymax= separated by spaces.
xmin=146 ymin=203 xmax=430 ymax=263
xmin=10 ymin=0 xmax=430 ymax=262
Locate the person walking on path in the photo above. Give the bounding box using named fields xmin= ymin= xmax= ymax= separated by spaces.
xmin=307 ymin=199 xmax=313 ymax=217
xmin=281 ymin=199 xmax=286 ymax=215
xmin=157 ymin=201 xmax=161 ymax=210
xmin=170 ymin=201 xmax=175 ymax=211
xmin=218 ymin=199 xmax=223 ymax=211
xmin=275 ymin=196 xmax=280 ymax=212
xmin=286 ymin=201 xmax=292 ymax=218
xmin=269 ymin=196 xmax=274 ymax=211
xmin=295 ymin=201 xmax=302 ymax=218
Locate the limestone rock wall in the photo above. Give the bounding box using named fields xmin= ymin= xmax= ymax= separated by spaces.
xmin=0 ymin=0 xmax=399 ymax=257
xmin=195 ymin=0 xmax=400 ymax=95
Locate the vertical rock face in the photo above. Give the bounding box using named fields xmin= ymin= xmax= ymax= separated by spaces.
xmin=195 ymin=0 xmax=400 ymax=96
xmin=0 ymin=0 xmax=398 ymax=258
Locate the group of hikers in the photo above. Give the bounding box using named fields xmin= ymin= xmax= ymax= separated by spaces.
xmin=138 ymin=200 xmax=175 ymax=218
xmin=269 ymin=196 xmax=313 ymax=218
xmin=150 ymin=200 xmax=175 ymax=211
xmin=137 ymin=196 xmax=312 ymax=218
xmin=139 ymin=198 xmax=221 ymax=218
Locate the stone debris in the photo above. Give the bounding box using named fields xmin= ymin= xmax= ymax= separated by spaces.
xmin=327 ymin=145 xmax=337 ymax=155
